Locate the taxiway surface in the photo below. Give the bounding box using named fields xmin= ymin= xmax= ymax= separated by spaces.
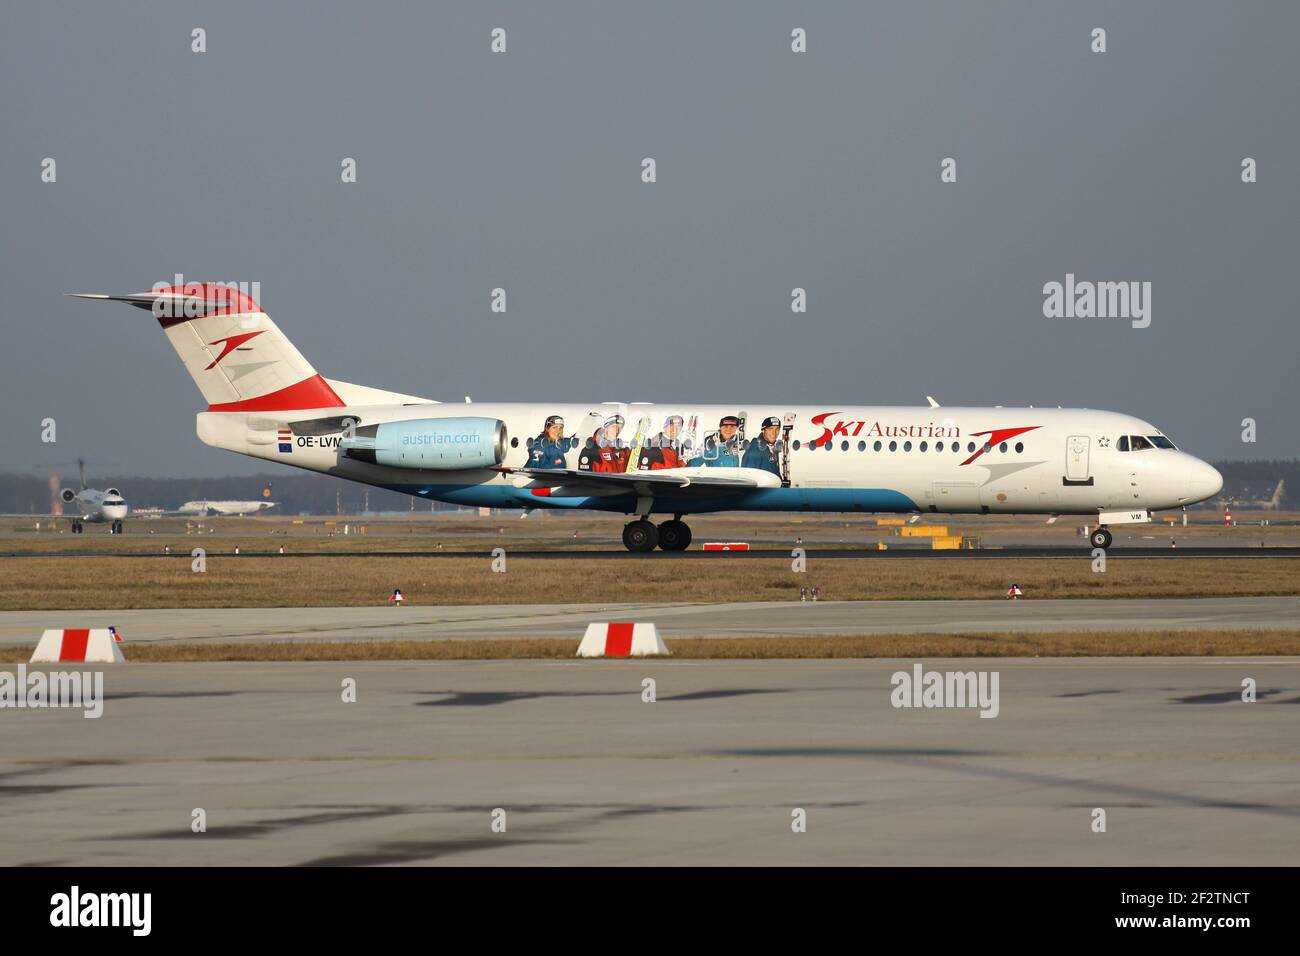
xmin=1 ymin=658 xmax=1296 ymax=865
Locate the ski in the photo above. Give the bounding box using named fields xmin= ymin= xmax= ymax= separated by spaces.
xmin=624 ymin=415 xmax=653 ymax=472
xmin=681 ymin=414 xmax=699 ymax=462
xmin=781 ymin=412 xmax=797 ymax=487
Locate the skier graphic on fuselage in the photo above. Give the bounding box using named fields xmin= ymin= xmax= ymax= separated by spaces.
xmin=741 ymin=416 xmax=783 ymax=476
xmin=578 ymin=414 xmax=630 ymax=473
xmin=638 ymin=414 xmax=688 ymax=470
xmin=525 ymin=414 xmax=574 ymax=470
xmin=688 ymin=415 xmax=742 ymax=468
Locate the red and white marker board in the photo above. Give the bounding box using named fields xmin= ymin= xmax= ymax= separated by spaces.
xmin=577 ymin=622 xmax=669 ymax=658
xmin=702 ymin=542 xmax=750 ymax=551
xmin=31 ymin=629 xmax=127 ymax=663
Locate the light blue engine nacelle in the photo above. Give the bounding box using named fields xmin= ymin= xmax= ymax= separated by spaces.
xmin=342 ymin=417 xmax=507 ymax=470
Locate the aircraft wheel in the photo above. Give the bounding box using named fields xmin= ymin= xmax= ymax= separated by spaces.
xmin=1090 ymin=527 xmax=1112 ymax=549
xmin=658 ymin=519 xmax=692 ymax=551
xmin=622 ymin=520 xmax=659 ymax=553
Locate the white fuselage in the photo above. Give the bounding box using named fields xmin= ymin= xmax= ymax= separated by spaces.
xmin=194 ymin=402 xmax=1223 ymax=517
xmin=178 ymin=500 xmax=276 ymax=516
xmin=66 ymin=489 xmax=129 ymax=523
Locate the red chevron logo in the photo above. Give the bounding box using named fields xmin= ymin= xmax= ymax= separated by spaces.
xmin=204 ymin=330 xmax=266 ymax=370
xmin=960 ymin=426 xmax=1041 ymax=465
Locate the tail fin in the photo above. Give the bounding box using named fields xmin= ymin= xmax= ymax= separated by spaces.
xmin=68 ymin=284 xmax=344 ymax=412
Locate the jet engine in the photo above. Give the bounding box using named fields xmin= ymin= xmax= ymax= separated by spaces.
xmin=342 ymin=417 xmax=507 ymax=470
xmin=60 ymin=488 xmax=77 ymax=503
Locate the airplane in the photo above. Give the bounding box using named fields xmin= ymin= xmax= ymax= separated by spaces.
xmin=4 ymin=459 xmax=130 ymax=534
xmin=70 ymin=283 xmax=1224 ymax=552
xmin=178 ymin=483 xmax=277 ymax=516
xmin=1218 ymin=479 xmax=1286 ymax=512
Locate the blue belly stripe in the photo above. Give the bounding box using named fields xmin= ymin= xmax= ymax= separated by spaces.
xmin=380 ymin=483 xmax=917 ymax=514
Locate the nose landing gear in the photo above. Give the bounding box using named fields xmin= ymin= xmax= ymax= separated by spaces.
xmin=1089 ymin=527 xmax=1112 ymax=549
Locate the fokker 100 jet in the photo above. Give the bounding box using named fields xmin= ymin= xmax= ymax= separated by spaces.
xmin=71 ymin=284 xmax=1223 ymax=551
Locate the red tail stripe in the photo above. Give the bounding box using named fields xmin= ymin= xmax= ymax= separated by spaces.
xmin=149 ymin=283 xmax=264 ymax=328
xmin=207 ymin=375 xmax=344 ymax=412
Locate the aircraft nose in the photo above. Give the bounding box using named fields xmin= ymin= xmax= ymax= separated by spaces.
xmin=1185 ymin=459 xmax=1223 ymax=503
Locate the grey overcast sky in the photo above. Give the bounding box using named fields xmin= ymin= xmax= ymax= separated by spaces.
xmin=2 ymin=1 xmax=1297 ymax=478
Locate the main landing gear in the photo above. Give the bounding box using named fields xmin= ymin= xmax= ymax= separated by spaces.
xmin=1089 ymin=527 xmax=1113 ymax=549
xmin=71 ymin=520 xmax=84 ymax=534
xmin=622 ymin=517 xmax=693 ymax=552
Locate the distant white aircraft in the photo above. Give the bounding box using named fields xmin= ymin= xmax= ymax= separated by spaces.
xmin=178 ymin=483 xmax=277 ymax=516
xmin=1219 ymin=479 xmax=1286 ymax=512
xmin=73 ymin=284 xmax=1224 ymax=551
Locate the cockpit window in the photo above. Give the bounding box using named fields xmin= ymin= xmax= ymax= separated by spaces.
xmin=1117 ymin=436 xmax=1129 ymax=452
xmin=1129 ymin=436 xmax=1153 ymax=451
xmin=1147 ymin=435 xmax=1176 ymax=449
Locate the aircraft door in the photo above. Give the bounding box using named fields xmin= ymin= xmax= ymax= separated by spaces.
xmin=1065 ymin=435 xmax=1091 ymax=482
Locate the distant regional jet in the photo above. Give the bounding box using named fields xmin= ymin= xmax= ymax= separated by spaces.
xmin=4 ymin=459 xmax=129 ymax=534
xmin=71 ymin=284 xmax=1223 ymax=551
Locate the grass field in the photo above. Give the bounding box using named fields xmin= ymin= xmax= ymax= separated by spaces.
xmin=2 ymin=554 xmax=1298 ymax=609
xmin=3 ymin=509 xmax=1297 ymax=554
xmin=6 ymin=629 xmax=1300 ymax=662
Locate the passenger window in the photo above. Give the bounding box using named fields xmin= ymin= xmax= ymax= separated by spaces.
xmin=874 ymin=441 xmax=882 ymax=451
xmin=793 ymin=440 xmax=801 ymax=450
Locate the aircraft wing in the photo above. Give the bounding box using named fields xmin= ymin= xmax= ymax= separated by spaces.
xmin=494 ymin=466 xmax=778 ymax=497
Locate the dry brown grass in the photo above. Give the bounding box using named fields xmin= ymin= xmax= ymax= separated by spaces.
xmin=5 ymin=509 xmax=1296 ymax=556
xmin=1 ymin=554 xmax=1297 ymax=610
xmin=4 ymin=629 xmax=1299 ymax=662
